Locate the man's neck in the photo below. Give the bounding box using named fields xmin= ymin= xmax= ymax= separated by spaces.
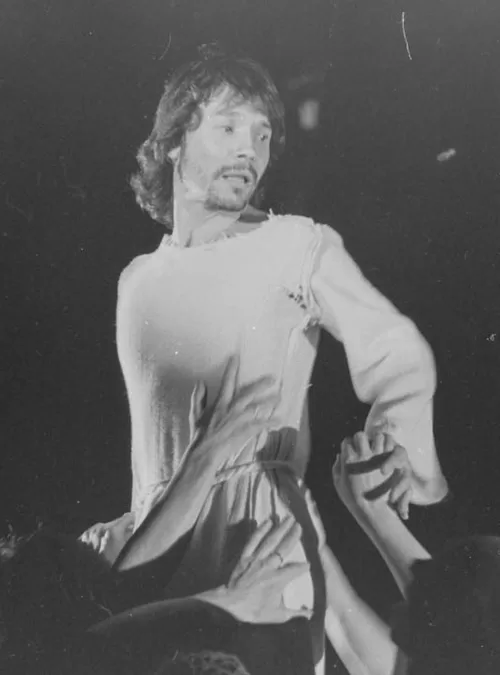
xmin=172 ymin=199 xmax=242 ymax=248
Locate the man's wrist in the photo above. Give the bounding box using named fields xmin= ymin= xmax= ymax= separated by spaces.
xmin=351 ymin=499 xmax=402 ymax=537
xmin=320 ymin=547 xmax=358 ymax=612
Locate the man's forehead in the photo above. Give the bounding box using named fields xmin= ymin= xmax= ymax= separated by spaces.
xmin=202 ymin=88 xmax=271 ymax=125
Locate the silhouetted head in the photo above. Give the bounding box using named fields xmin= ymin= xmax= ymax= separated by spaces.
xmin=157 ymin=650 xmax=251 ymax=675
xmin=130 ymin=44 xmax=285 ymax=230
xmin=0 ymin=526 xmax=113 ymax=665
xmin=393 ymin=535 xmax=500 ymax=675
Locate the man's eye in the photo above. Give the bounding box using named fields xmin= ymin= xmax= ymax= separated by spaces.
xmin=223 ymin=125 xmax=234 ymax=134
xmin=259 ymin=133 xmax=270 ymax=142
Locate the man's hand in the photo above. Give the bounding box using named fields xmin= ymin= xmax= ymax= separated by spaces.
xmin=187 ymin=355 xmax=281 ymax=460
xmin=79 ymin=511 xmax=136 ymax=565
xmin=333 ymin=432 xmax=413 ymax=521
xmin=200 ymin=516 xmax=312 ymax=624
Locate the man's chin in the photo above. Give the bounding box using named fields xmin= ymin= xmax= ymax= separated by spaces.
xmin=206 ymin=180 xmax=258 ymax=212
xmin=205 ymin=195 xmax=251 ymax=213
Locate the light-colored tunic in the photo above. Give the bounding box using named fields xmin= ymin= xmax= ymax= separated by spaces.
xmin=116 ymin=214 xmax=445 ymax=672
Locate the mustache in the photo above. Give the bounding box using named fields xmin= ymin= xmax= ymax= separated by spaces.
xmin=214 ymin=164 xmax=258 ymax=183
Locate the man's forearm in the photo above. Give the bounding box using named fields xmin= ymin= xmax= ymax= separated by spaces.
xmin=352 ymin=506 xmax=431 ymax=599
xmin=321 ymin=546 xmax=398 ymax=675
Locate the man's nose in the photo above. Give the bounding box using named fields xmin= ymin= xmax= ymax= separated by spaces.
xmin=235 ymin=132 xmax=257 ymax=161
xmin=236 ymin=145 xmax=256 ymax=161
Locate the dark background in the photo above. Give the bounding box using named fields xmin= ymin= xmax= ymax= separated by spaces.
xmin=1 ymin=0 xmax=499 ymax=670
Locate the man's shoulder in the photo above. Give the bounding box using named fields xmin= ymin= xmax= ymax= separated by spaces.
xmin=117 ymin=246 xmax=160 ymax=292
xmin=255 ymin=212 xmax=313 ymax=243
xmin=231 ymin=208 xmax=315 ymax=249
xmin=265 ymin=212 xmax=344 ymax=248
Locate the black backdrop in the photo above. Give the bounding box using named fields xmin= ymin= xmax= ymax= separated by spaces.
xmin=1 ymin=0 xmax=499 ymax=669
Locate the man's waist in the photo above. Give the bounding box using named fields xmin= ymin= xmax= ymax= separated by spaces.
xmin=214 ymin=458 xmax=296 ymax=486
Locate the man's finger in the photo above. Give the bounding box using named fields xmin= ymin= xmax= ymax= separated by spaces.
xmin=273 ymin=521 xmax=304 ymax=562
xmin=189 ymin=381 xmax=207 ymax=430
xmin=389 ymin=473 xmax=412 ymax=506
xmin=397 ymin=487 xmax=412 ymax=521
xmin=372 ymin=432 xmax=386 ymax=455
xmin=98 ymin=529 xmax=110 ymax=554
xmin=213 ymin=356 xmax=240 ymax=413
xmin=259 ymin=561 xmax=311 ymax=589
xmin=86 ymin=524 xmax=105 ymax=537
xmin=237 ymin=519 xmax=275 ymax=561
xmin=332 ymin=454 xmax=341 ymax=481
xmin=89 ymin=531 xmax=103 ymax=552
xmin=382 ymin=433 xmax=398 ymax=455
xmin=254 ymin=518 xmax=300 ymax=562
xmin=380 ymin=445 xmax=409 ymax=476
xmin=338 ymin=439 xmax=360 ymax=475
xmin=352 ymin=431 xmax=372 ymax=459
xmin=340 ymin=438 xmax=355 ymax=463
xmin=380 ymin=455 xmax=395 ymax=476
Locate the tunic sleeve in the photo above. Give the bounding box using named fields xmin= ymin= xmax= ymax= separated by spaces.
xmin=306 ymin=224 xmax=448 ymax=505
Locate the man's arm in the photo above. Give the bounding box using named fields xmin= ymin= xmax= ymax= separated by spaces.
xmin=343 ymin=500 xmax=430 ymax=600
xmin=304 ymin=484 xmax=402 ymax=675
xmin=321 ymin=545 xmax=400 ymax=675
xmin=316 ymin=431 xmax=431 ymax=674
xmin=307 ymin=224 xmax=448 ymax=505
xmin=333 ymin=433 xmax=432 ymax=599
xmin=359 ymin=505 xmax=430 ymax=601
xmin=93 ymin=518 xmax=312 ymax=638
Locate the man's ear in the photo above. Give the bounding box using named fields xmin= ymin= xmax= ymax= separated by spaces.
xmin=167 ymin=146 xmax=180 ymax=163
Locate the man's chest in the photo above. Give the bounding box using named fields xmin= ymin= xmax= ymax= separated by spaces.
xmin=118 ymin=250 xmax=313 ymax=378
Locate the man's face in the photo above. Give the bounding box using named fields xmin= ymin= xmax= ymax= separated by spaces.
xmin=171 ymin=87 xmax=272 ymax=212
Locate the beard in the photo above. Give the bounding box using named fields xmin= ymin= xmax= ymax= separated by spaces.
xmin=204 ymin=179 xmax=255 ymax=212
xmin=177 ymin=148 xmax=262 ymax=213
xmin=204 ymin=164 xmax=260 ymax=212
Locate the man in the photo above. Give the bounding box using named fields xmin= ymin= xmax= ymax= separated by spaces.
xmin=91 ymin=47 xmax=448 ymax=674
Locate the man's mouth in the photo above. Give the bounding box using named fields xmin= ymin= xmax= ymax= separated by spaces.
xmin=221 ymin=170 xmax=253 ymax=185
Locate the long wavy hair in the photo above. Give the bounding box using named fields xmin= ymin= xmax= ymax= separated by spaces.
xmin=130 ymin=46 xmax=286 ymax=231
